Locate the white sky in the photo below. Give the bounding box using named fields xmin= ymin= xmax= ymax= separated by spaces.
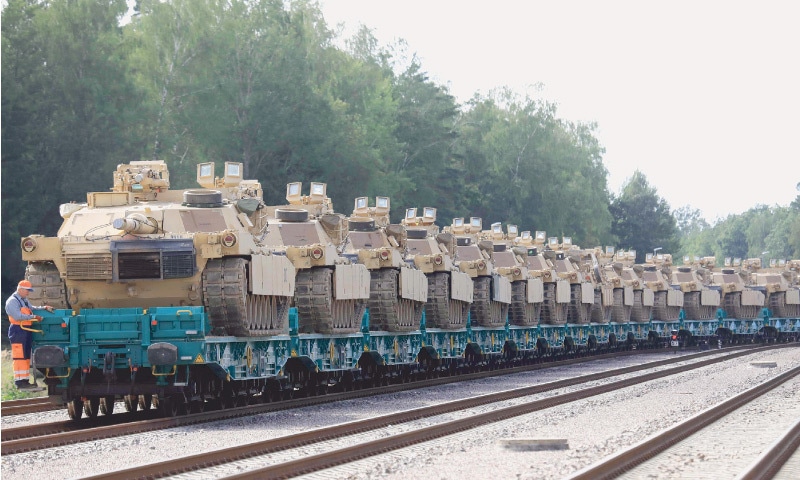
xmin=319 ymin=0 xmax=800 ymax=223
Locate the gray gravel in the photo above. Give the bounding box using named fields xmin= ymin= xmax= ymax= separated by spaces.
xmin=2 ymin=347 xmax=798 ymax=479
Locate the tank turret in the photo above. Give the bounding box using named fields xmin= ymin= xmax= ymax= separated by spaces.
xmin=401 ymin=207 xmax=473 ymax=329
xmin=21 ymin=160 xmax=296 ymax=337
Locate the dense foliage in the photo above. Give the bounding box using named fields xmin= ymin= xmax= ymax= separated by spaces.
xmin=2 ymin=0 xmax=797 ymax=311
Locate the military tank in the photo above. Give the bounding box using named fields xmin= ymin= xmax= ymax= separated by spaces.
xmin=444 ymin=217 xmax=511 ymax=327
xmin=543 ymin=236 xmax=595 ymax=324
xmin=518 ymin=231 xmax=569 ymax=325
xmin=485 ymin=224 xmax=542 ymax=326
xmin=670 ymin=256 xmax=720 ymax=320
xmin=260 ymin=182 xmax=370 ymax=334
xmin=741 ymin=258 xmax=800 ymax=318
xmin=401 ymin=207 xmax=473 ymax=329
xmin=641 ymin=252 xmax=683 ymax=321
xmin=339 ymin=196 xmax=427 ymax=332
xmin=20 ymin=161 xmax=296 ymax=337
xmin=578 ymin=246 xmax=614 ymax=324
xmin=708 ymin=257 xmax=765 ymax=319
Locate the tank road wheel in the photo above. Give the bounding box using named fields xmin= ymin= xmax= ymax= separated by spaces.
xmin=124 ymin=395 xmax=138 ymax=413
xmin=67 ymin=398 xmax=83 ymax=421
xmin=25 ymin=262 xmax=69 ymax=309
xmin=84 ymin=397 xmax=101 ymax=418
xmin=203 ymin=258 xmax=249 ymax=336
xmin=100 ymin=395 xmax=116 ymax=415
xmin=138 ymin=394 xmax=153 ymax=411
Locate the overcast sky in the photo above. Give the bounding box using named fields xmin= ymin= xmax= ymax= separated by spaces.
xmin=319 ymin=0 xmax=799 ymax=223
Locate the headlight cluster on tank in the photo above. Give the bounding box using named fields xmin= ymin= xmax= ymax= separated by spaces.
xmin=311 ymin=247 xmax=324 ymax=260
xmin=22 ymin=237 xmax=37 ymax=252
xmin=222 ymin=232 xmax=237 ymax=247
xmin=379 ymin=249 xmax=390 ymax=261
xmin=433 ymin=254 xmax=444 ymax=266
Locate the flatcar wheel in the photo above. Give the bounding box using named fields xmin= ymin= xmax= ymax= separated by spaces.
xmin=138 ymin=394 xmax=153 ymax=411
xmin=84 ymin=397 xmax=100 ymax=418
xmin=124 ymin=395 xmax=139 ymax=413
xmin=100 ymin=395 xmax=115 ymax=415
xmin=67 ymin=398 xmax=83 ymax=420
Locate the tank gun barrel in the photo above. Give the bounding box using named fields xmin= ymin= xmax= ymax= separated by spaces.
xmin=113 ymin=214 xmax=158 ymax=234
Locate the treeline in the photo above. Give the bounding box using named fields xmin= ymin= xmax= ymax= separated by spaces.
xmin=2 ymin=0 xmax=798 ymax=301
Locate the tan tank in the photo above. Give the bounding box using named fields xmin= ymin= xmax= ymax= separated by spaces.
xmin=519 ymin=231 xmax=569 ymax=324
xmin=485 ymin=224 xmax=543 ymax=326
xmin=21 ymin=160 xmax=296 ymax=336
xmin=260 ymin=183 xmax=371 ymax=334
xmin=741 ymin=258 xmax=800 ymax=317
xmin=338 ymin=197 xmax=427 ymax=332
xmin=708 ymin=257 xmax=765 ymax=319
xmin=578 ymin=246 xmax=614 ymax=323
xmin=444 ymin=217 xmax=511 ymax=327
xmin=641 ymin=253 xmax=683 ymax=321
xmin=670 ymin=256 xmax=720 ymax=320
xmin=543 ymin=236 xmax=595 ymax=324
xmin=401 ymin=208 xmax=473 ymax=330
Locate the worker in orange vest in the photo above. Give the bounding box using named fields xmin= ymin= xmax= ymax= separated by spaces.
xmin=5 ymin=280 xmax=54 ymax=390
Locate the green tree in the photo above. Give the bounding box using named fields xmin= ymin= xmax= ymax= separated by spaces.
xmin=609 ymin=170 xmax=679 ymax=262
xmin=2 ymin=0 xmax=142 ymax=294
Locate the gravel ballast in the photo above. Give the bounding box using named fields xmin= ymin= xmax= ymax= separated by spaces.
xmin=2 ymin=347 xmax=799 ymax=479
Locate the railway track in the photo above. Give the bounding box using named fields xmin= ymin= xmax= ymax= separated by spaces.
xmin=2 ymin=347 xmax=658 ymax=453
xmin=568 ymin=364 xmax=800 ymax=480
xmin=51 ymin=345 xmax=788 ymax=479
xmin=0 ymin=397 xmax=60 ymax=416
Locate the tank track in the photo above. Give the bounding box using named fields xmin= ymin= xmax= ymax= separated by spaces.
xmin=722 ymin=291 xmax=761 ymax=319
xmin=683 ymin=291 xmax=715 ymax=320
xmin=470 ymin=276 xmax=508 ymax=327
xmin=509 ymin=280 xmax=540 ymax=326
xmin=540 ymin=282 xmax=566 ymax=325
xmin=610 ymin=288 xmax=632 ymax=323
xmin=629 ymin=289 xmax=652 ymax=322
xmin=767 ymin=292 xmax=787 ymax=318
xmin=652 ymin=290 xmax=681 ymax=321
xmin=294 ymin=267 xmax=366 ymax=334
xmin=368 ymin=268 xmax=422 ymax=332
xmin=25 ymin=262 xmax=69 ymax=309
xmin=566 ymin=284 xmax=590 ymax=324
xmin=424 ymin=272 xmax=468 ymax=329
xmin=202 ymin=258 xmax=248 ymax=336
xmin=590 ymin=290 xmax=611 ymax=323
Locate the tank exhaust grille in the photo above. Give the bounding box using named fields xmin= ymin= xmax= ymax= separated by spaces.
xmin=66 ymin=255 xmax=112 ymax=280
